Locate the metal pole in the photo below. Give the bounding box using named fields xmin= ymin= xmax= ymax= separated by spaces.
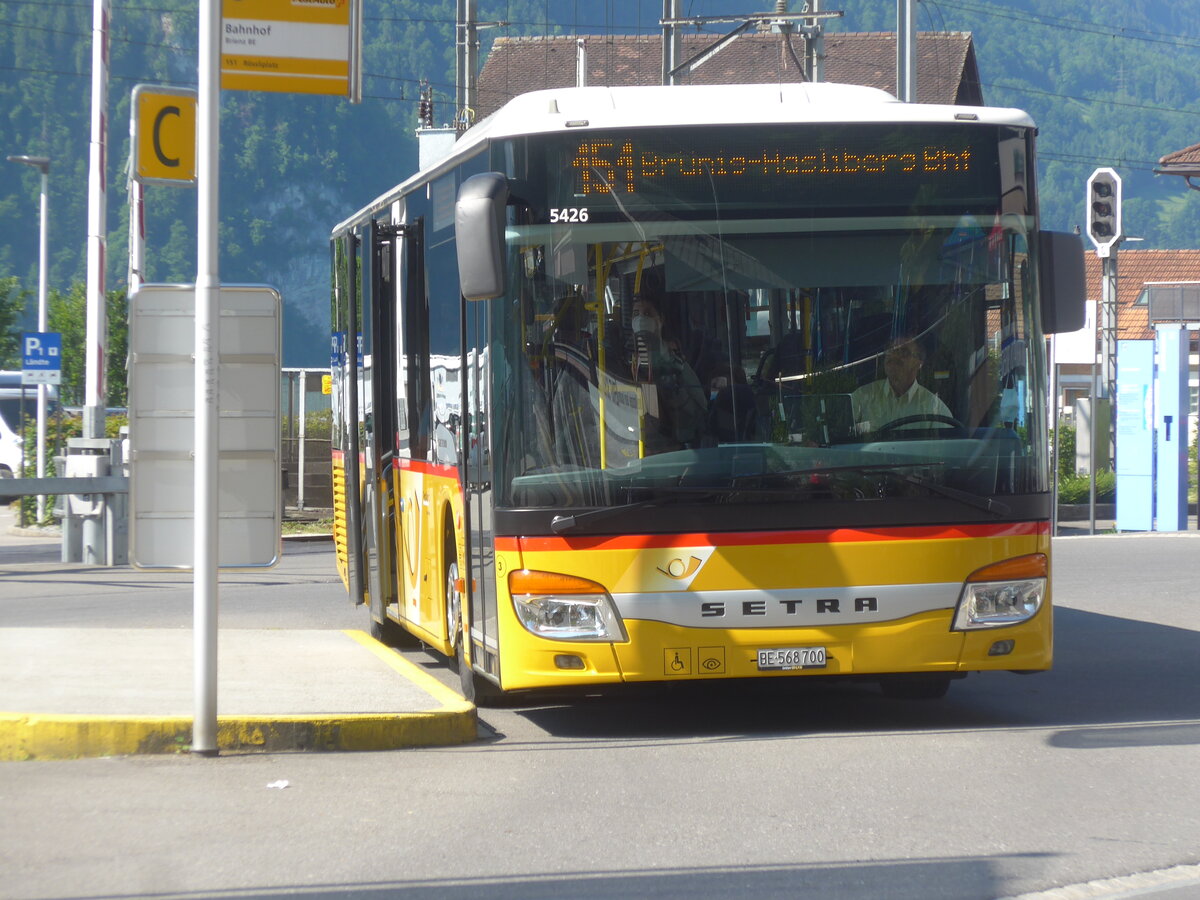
xmin=1101 ymin=252 xmax=1118 ymax=467
xmin=663 ymin=0 xmax=680 ymax=86
xmin=193 ymin=0 xmax=221 ymax=757
xmin=806 ymin=0 xmax=824 ymax=83
xmin=1089 ymin=363 xmax=1098 ymax=535
xmin=6 ymin=154 xmax=50 ymax=522
xmin=17 ymin=388 xmax=26 ymax=528
xmin=298 ymin=370 xmax=308 ymax=510
xmin=84 ymin=0 xmax=110 ymax=562
xmin=128 ymin=178 xmax=144 ymax=296
xmin=455 ymin=0 xmax=477 ymax=131
xmin=896 ymin=0 xmax=916 ymax=102
xmin=34 ymin=165 xmax=49 ymax=522
xmin=1050 ymin=335 xmax=1058 ymax=536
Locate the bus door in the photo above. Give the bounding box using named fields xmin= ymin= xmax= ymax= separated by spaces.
xmin=397 ymin=218 xmax=430 ymax=630
xmin=361 ymin=219 xmax=400 ymax=627
xmin=464 ymin=298 xmax=499 ymax=683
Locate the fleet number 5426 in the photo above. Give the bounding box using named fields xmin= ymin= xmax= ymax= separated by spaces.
xmin=550 ymin=207 xmax=589 ymax=223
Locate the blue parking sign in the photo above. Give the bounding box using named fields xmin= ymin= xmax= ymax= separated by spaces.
xmin=22 ymin=332 xmax=62 ymax=385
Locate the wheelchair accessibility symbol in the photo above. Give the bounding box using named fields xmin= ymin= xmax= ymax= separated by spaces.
xmin=663 ymin=648 xmax=692 ymax=676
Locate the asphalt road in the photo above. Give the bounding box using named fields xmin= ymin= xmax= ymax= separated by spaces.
xmin=2 ymin=532 xmax=1199 ymax=900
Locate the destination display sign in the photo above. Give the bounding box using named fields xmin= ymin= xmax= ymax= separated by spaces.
xmin=529 ymin=123 xmax=1012 ymax=220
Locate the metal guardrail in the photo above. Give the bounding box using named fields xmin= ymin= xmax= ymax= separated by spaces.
xmin=0 ymin=476 xmax=129 ymax=500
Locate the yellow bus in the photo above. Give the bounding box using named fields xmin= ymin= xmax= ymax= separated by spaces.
xmin=329 ymin=82 xmax=1084 ymax=703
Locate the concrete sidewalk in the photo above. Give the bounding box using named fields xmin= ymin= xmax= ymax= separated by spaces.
xmin=0 ymin=506 xmax=476 ymax=761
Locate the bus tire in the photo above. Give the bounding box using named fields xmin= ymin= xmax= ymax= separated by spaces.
xmin=369 ymin=612 xmax=417 ymax=648
xmin=879 ymin=673 xmax=952 ymax=700
xmin=446 ymin=533 xmax=504 ymax=706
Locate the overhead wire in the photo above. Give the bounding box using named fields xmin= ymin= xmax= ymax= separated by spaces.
xmin=2 ymin=0 xmax=1199 ymax=127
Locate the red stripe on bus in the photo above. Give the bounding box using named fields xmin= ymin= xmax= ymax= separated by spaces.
xmin=331 ymin=450 xmax=457 ymax=480
xmin=393 ymin=457 xmax=459 ymax=478
xmin=496 ymin=521 xmax=1048 ymax=553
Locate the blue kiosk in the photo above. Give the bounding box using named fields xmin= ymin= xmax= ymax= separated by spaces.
xmin=1116 ymin=283 xmax=1197 ymax=532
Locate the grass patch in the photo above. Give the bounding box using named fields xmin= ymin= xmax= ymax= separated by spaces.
xmin=1058 ymin=471 xmax=1116 ymax=504
xmin=282 ymin=517 xmax=333 ymax=535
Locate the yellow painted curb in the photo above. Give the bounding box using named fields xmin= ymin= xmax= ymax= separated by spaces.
xmin=0 ymin=631 xmax=477 ymax=761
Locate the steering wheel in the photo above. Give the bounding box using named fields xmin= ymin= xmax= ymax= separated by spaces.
xmin=875 ymin=414 xmax=967 ymax=438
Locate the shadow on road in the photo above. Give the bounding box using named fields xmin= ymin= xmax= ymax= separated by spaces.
xmin=500 ymin=607 xmax=1200 ymax=743
xmin=93 ymin=854 xmax=1047 ymax=900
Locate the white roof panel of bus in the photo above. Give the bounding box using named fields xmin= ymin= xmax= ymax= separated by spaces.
xmin=333 ymin=82 xmax=1035 ymax=233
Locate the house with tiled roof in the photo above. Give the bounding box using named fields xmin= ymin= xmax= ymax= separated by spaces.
xmin=1155 ymin=142 xmax=1200 ymax=192
xmin=472 ymin=31 xmax=983 ymax=124
xmin=1054 ymin=249 xmax=1200 ymax=420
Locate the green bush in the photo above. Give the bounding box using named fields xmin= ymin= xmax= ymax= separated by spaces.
xmin=281 ymin=408 xmax=332 ymax=440
xmin=1054 ymin=420 xmax=1076 ymax=480
xmin=1058 ymin=470 xmax=1115 ymax=504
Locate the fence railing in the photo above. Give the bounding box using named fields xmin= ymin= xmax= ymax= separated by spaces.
xmin=281 ymin=368 xmax=332 ymax=511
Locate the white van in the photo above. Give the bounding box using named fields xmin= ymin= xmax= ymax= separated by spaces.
xmin=0 ymin=408 xmax=20 ymax=478
xmin=0 ymin=371 xmax=55 ymax=478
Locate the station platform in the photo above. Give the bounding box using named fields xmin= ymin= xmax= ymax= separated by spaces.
xmin=0 ymin=506 xmax=476 ymax=761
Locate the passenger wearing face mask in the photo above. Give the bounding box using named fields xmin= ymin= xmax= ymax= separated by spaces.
xmin=629 ymin=294 xmax=707 ymax=452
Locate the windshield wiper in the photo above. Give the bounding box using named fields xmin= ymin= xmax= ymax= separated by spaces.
xmin=895 ymin=470 xmax=1011 ymax=517
xmin=733 ymin=462 xmax=1011 ymax=517
xmin=731 ymin=461 xmax=942 ymax=485
xmin=549 ymin=487 xmax=719 ymax=534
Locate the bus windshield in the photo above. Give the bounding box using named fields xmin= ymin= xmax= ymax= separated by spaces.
xmin=489 ymin=124 xmax=1047 ymax=527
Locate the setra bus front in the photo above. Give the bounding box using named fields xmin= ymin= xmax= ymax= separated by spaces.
xmin=456 ymin=84 xmax=1085 ymax=701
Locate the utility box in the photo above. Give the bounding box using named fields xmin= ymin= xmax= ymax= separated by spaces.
xmin=58 ymin=437 xmax=129 ymax=566
xmin=1155 ymin=324 xmax=1189 ymax=531
xmin=1074 ymin=396 xmax=1111 ymax=475
xmin=1115 ymin=341 xmax=1154 ymax=532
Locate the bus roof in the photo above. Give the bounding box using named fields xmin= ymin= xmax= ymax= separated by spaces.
xmin=333 ymin=82 xmax=1035 ymax=234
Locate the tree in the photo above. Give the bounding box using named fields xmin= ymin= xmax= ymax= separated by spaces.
xmin=47 ymin=282 xmax=128 ymax=408
xmin=0 ymin=276 xmax=30 ymax=368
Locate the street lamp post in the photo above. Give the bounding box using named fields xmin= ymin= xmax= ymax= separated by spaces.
xmin=7 ymin=154 xmax=50 ymax=523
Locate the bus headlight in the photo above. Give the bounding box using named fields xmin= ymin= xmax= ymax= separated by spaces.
xmin=509 ymin=569 xmax=628 ymax=642
xmin=952 ymin=554 xmax=1047 ymax=630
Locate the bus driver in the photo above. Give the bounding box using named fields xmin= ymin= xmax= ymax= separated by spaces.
xmin=851 ymin=334 xmax=952 ymax=434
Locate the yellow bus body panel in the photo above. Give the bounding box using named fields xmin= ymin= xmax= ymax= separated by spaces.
xmin=332 ymin=452 xmax=350 ymax=588
xmin=493 ymin=524 xmax=1051 ymax=691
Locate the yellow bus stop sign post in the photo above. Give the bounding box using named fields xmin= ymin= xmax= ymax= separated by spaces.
xmin=132 ymin=85 xmax=198 ymax=185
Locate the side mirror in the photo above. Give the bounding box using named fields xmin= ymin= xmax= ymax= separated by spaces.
xmin=1039 ymin=230 xmax=1087 ymax=334
xmin=455 ymin=172 xmax=509 ymax=301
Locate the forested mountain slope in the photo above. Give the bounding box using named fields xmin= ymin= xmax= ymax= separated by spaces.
xmin=2 ymin=0 xmax=1198 ymax=364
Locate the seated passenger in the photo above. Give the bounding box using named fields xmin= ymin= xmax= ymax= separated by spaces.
xmin=851 ymin=335 xmax=951 ymax=433
xmin=630 ymin=294 xmax=707 ymax=452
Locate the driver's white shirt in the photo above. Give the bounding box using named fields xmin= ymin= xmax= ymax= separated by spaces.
xmin=850 ymin=379 xmax=952 ymax=432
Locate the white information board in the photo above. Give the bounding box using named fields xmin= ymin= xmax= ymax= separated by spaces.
xmin=128 ymin=284 xmax=281 ymax=569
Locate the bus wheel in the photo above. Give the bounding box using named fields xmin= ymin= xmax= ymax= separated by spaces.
xmin=879 ymin=674 xmax=952 ymax=700
xmin=446 ymin=544 xmax=503 ymax=706
xmin=369 ymin=613 xmax=416 ymax=648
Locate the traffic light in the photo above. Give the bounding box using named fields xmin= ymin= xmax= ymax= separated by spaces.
xmin=1085 ymin=167 xmax=1122 ymax=256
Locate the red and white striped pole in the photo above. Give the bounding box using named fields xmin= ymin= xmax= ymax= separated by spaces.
xmin=85 ymin=0 xmax=109 ymax=436
xmin=82 ymin=0 xmax=110 ymax=564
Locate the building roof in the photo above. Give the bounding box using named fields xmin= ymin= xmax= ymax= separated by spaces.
xmin=473 ymin=31 xmax=982 ymax=123
xmin=1158 ymin=142 xmax=1200 ymax=169
xmin=1084 ymin=248 xmax=1200 ymax=340
xmin=1156 ymin=141 xmax=1200 ymax=180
